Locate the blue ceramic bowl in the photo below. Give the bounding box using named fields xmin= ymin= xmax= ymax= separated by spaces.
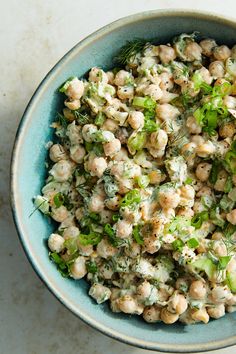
xmin=11 ymin=9 xmax=236 ymax=352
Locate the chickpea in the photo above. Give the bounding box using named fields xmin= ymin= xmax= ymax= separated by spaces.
xmin=193 ymin=200 xmax=205 ymax=214
xmin=118 ymin=295 xmax=143 ymax=315
xmin=209 ymin=61 xmax=225 ymax=78
xmin=51 ymin=206 xmax=69 ymax=222
xmin=63 ymin=108 xmax=75 ymax=121
xmin=50 ymin=160 xmax=73 ymax=182
xmin=226 ymin=209 xmax=236 ymax=225
xmin=184 ymin=42 xmax=202 ymax=61
xmin=212 ymin=240 xmax=227 ymax=257
xmin=196 ymin=141 xmax=215 ymax=158
xmin=115 ymin=219 xmax=133 ymax=239
xmin=195 ymin=162 xmax=212 ymax=182
xmin=176 ymin=278 xmax=189 ymax=292
xmin=177 ymin=208 xmax=194 ymax=218
xmin=213 ymin=45 xmax=231 ymax=61
xmin=88 ymin=194 xmax=104 ymax=213
xmin=158 ymin=190 xmax=180 ymax=210
xmin=96 ymin=239 xmax=117 ymax=259
xmin=214 ymin=170 xmax=228 ymax=192
xmin=118 ymin=178 xmax=133 ymax=195
xmin=105 ymin=195 xmax=121 ymax=211
xmin=149 ymin=170 xmax=163 ymax=185
xmin=211 ymin=231 xmax=223 ymax=240
xmin=156 ymin=103 xmax=180 ymax=121
xmin=48 ymin=233 xmax=64 ymax=253
xmin=114 ymin=70 xmax=133 ymax=86
xmin=81 ymin=124 xmax=98 ymax=143
xmin=199 ymin=38 xmax=217 ymax=57
xmin=89 ymin=283 xmax=111 ymax=304
xmin=101 ymin=118 xmax=119 ymax=132
xmin=161 ymin=308 xmax=179 ymax=324
xmin=65 ymin=78 xmax=84 ymax=100
xmin=189 ymin=280 xmax=207 ymax=300
xmin=223 ymin=95 xmax=236 ymax=109
xmin=226 ymin=294 xmax=236 ymax=306
xmin=186 ymin=115 xmax=202 ymax=134
xmin=191 ymin=308 xmax=209 ymax=324
xmin=103 ymin=139 xmax=121 ymax=157
xmin=70 ymin=256 xmax=87 ymax=279
xmin=88 ymin=157 xmax=107 ymax=178
xmin=63 ymin=226 xmax=79 ymax=240
xmin=226 ymin=305 xmax=236 ymax=313
xmin=143 ymin=305 xmax=161 ymax=324
xmin=144 ymin=84 xmax=163 ymax=101
xmin=137 ymin=281 xmax=152 ymax=300
xmin=190 ymin=135 xmax=205 ymax=146
xmin=196 ymin=67 xmax=213 ymax=85
xmin=125 ymin=242 xmax=141 ymax=258
xmin=49 ymin=144 xmax=67 ymax=162
xmin=70 ymin=144 xmax=86 ymax=163
xmin=128 ymin=111 xmax=144 ymax=130
xmin=207 ymin=304 xmax=225 ymax=319
xmin=112 ymin=147 xmax=129 ymax=162
xmin=167 ymin=292 xmax=188 ymax=315
xmin=211 ymin=286 xmax=232 ymax=304
xmin=117 ymin=85 xmax=134 ymax=100
xmin=159 ymin=72 xmax=174 ymax=91
xmin=159 ymin=45 xmax=176 ymax=64
xmin=66 ymin=122 xmax=83 ymax=145
xmin=64 ymin=99 xmax=81 ymax=110
xmin=219 ymin=121 xmax=236 ymax=138
xmin=196 ymin=186 xmax=212 ymax=197
xmin=227 ymin=258 xmax=236 ymax=273
xmin=180 ymin=185 xmax=195 ymax=200
xmin=150 ymin=129 xmax=168 ymax=150
xmin=89 ymin=67 xmax=108 ymax=83
xmin=99 ymin=263 xmax=113 ymax=279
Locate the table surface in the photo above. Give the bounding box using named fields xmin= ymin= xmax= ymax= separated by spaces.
xmin=2 ymin=1 xmax=236 ymax=353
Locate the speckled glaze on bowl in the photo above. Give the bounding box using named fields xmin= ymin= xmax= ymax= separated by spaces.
xmin=10 ymin=9 xmax=236 ymax=352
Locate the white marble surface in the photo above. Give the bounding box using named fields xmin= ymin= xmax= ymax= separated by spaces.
xmin=2 ymin=0 xmax=236 ymax=353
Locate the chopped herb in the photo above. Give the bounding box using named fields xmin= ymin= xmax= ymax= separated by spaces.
xmin=79 ymin=232 xmax=102 ymax=246
xmin=185 ymin=177 xmax=193 ymax=185
xmin=132 ymin=225 xmax=144 ymax=245
xmin=136 ymin=175 xmax=150 ymax=189
xmin=191 ymin=211 xmax=209 ymax=229
xmin=74 ymin=110 xmax=91 ymax=125
xmin=115 ymin=39 xmax=148 ymax=66
xmin=86 ymin=260 xmax=98 ymax=274
xmin=104 ymin=223 xmax=120 ymax=247
xmin=53 ymin=193 xmax=64 ymax=208
xmin=59 ymin=77 xmax=76 ymax=93
xmin=218 ymin=256 xmax=231 ymax=270
xmin=64 ymin=237 xmax=78 ymax=255
xmin=187 ymin=238 xmax=199 ymax=249
xmin=50 ymin=252 xmax=70 ymax=277
xmin=95 ymin=112 xmax=106 ymax=126
xmin=133 ymin=96 xmax=156 ymax=110
xmin=120 ymin=189 xmax=141 ymax=208
xmin=127 ymin=131 xmax=146 ymax=153
xmin=172 ymin=239 xmax=184 ymax=252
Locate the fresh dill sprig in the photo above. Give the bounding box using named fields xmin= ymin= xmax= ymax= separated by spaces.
xmin=74 ymin=110 xmax=92 ymax=125
xmin=114 ymin=39 xmax=150 ymax=66
xmin=29 ymin=200 xmax=47 ymax=218
xmin=57 ymin=112 xmax=68 ymax=128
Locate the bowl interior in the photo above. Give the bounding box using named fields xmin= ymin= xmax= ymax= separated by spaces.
xmin=11 ymin=10 xmax=236 ymax=352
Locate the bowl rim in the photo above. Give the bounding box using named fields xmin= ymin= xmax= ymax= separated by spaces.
xmin=10 ymin=8 xmax=236 ymax=353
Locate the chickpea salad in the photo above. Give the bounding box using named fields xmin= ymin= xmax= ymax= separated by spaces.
xmin=34 ymin=33 xmax=236 ymax=325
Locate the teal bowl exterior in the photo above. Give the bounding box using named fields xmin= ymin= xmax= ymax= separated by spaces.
xmin=10 ymin=9 xmax=236 ymax=353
